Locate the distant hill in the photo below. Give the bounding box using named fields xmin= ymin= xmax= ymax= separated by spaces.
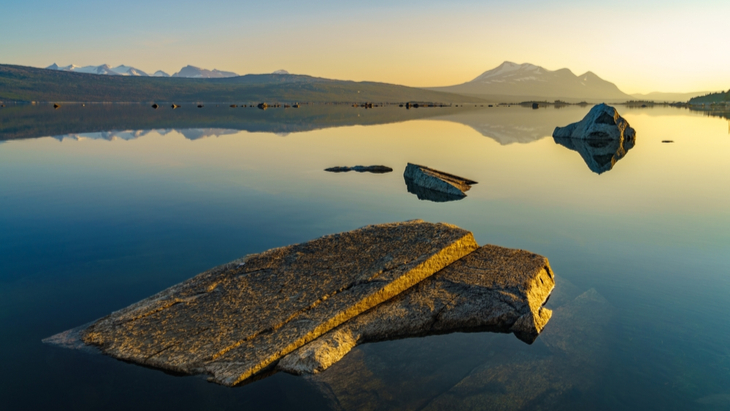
xmin=429 ymin=61 xmax=632 ymax=102
xmin=688 ymin=89 xmax=730 ymax=104
xmin=631 ymin=91 xmax=709 ymax=102
xmin=171 ymin=65 xmax=238 ymax=78
xmin=0 ymin=64 xmax=485 ymax=104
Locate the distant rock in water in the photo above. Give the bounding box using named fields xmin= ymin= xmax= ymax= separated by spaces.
xmin=553 ymin=103 xmax=635 ymax=141
xmin=151 ymin=103 xmax=159 ymax=109
xmin=53 ymin=103 xmax=60 ymax=109
xmin=171 ymin=104 xmax=180 ymax=109
xmin=325 ymin=165 xmax=393 ymax=174
xmin=553 ymin=104 xmax=636 ymax=174
xmin=403 ymin=163 xmax=477 ymax=200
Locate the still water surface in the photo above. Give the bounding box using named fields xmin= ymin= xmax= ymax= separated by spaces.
xmin=1 ymin=104 xmax=729 ymax=410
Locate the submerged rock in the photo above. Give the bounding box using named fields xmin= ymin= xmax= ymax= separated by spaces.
xmin=404 ymin=163 xmax=477 ymax=199
xmin=553 ymin=103 xmax=636 ymax=141
xmin=45 ymin=220 xmax=477 ymax=386
xmin=278 ymin=245 xmax=554 ymax=375
xmin=325 ymin=165 xmax=393 ymax=174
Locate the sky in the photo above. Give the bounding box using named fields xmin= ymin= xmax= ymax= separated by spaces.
xmin=1 ymin=0 xmax=728 ymax=94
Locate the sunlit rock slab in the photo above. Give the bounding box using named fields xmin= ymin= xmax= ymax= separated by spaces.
xmin=45 ymin=220 xmax=478 ymax=386
xmin=278 ymin=245 xmax=554 ymax=375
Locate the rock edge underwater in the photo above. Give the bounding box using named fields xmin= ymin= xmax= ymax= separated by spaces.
xmin=44 ymin=220 xmax=555 ymax=386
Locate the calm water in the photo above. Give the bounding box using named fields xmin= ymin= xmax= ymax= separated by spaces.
xmin=1 ymin=104 xmax=729 ymax=410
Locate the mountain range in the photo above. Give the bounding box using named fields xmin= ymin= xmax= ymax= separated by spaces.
xmin=46 ymin=63 xmax=245 ymax=79
xmin=0 ymin=61 xmax=710 ymax=103
xmin=430 ymin=61 xmax=633 ymax=102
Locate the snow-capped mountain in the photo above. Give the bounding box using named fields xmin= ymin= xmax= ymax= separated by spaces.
xmin=171 ymin=65 xmax=238 ymax=78
xmin=46 ymin=63 xmax=149 ymax=76
xmin=431 ymin=61 xmax=632 ymax=101
xmin=45 ymin=64 xmax=240 ymax=78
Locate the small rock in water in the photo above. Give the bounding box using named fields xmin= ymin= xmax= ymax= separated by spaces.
xmin=403 ymin=163 xmax=477 ymax=199
xmin=171 ymin=104 xmax=180 ymax=109
xmin=325 ymin=165 xmax=393 ymax=173
xmin=151 ymin=103 xmax=159 ymax=109
xmin=53 ymin=103 xmax=61 ymax=109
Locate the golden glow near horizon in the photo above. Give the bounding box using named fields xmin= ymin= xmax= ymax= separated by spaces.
xmin=2 ymin=1 xmax=729 ymax=94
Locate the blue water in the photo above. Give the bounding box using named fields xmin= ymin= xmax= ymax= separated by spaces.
xmin=0 ymin=105 xmax=728 ymax=410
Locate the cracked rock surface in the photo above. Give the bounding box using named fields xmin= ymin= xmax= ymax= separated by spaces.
xmin=45 ymin=220 xmax=477 ymax=386
xmin=278 ymin=245 xmax=554 ymax=375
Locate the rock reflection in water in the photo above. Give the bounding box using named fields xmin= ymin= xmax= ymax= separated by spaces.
xmin=405 ymin=178 xmax=465 ymax=202
xmin=307 ymin=278 xmax=615 ymax=411
xmin=554 ymin=136 xmax=636 ymax=174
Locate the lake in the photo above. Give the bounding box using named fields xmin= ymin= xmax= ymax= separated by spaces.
xmin=1 ymin=103 xmax=729 ymax=410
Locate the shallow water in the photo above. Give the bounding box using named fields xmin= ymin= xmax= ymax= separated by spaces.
xmin=1 ymin=104 xmax=729 ymax=410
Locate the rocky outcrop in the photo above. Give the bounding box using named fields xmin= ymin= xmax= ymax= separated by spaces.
xmin=325 ymin=165 xmax=393 ymax=174
xmin=46 ymin=221 xmax=477 ymax=386
xmin=404 ymin=163 xmax=477 ymax=199
xmin=552 ymin=103 xmax=636 ymax=140
xmin=278 ymin=245 xmax=554 ymax=375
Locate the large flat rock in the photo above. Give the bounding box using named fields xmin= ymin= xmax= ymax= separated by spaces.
xmin=48 ymin=220 xmax=477 ymax=386
xmin=278 ymin=245 xmax=554 ymax=375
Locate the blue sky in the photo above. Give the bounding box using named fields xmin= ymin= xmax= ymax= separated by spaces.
xmin=2 ymin=0 xmax=728 ymax=93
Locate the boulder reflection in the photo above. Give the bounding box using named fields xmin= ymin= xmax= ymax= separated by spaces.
xmin=554 ymin=135 xmax=636 ymax=174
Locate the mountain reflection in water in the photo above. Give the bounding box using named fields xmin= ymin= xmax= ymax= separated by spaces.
xmin=1 ymin=103 xmax=598 ymax=146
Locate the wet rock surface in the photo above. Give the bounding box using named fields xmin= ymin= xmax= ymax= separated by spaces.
xmin=46 ymin=220 xmax=477 ymax=386
xmin=403 ymin=163 xmax=477 ymax=199
xmin=325 ymin=165 xmax=393 ymax=173
xmin=278 ymin=245 xmax=554 ymax=375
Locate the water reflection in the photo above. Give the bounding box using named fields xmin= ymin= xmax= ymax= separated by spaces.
xmin=404 ymin=178 xmax=465 ymax=202
xmin=554 ymin=135 xmax=636 ymax=174
xmin=2 ymin=103 xmax=596 ymax=146
xmin=51 ymin=129 xmax=239 ymax=142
